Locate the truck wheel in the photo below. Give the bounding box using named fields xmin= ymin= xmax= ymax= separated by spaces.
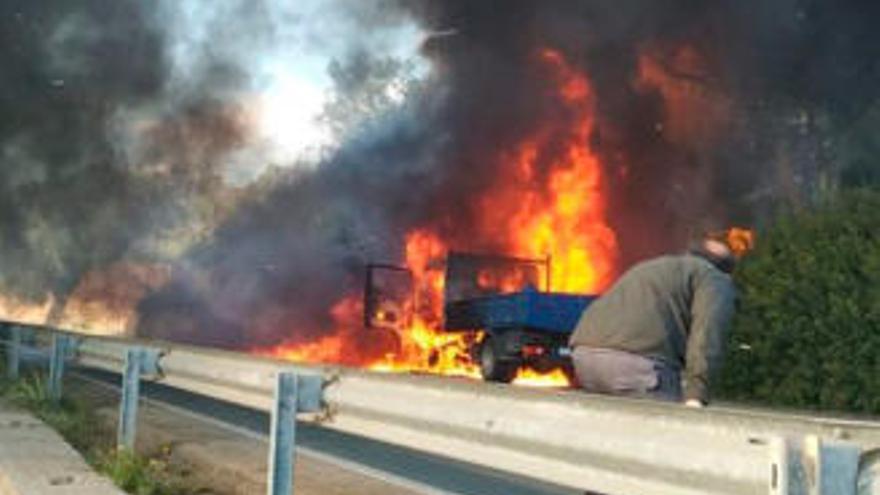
xmin=478 ymin=337 xmax=518 ymax=383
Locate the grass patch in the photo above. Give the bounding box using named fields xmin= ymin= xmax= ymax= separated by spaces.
xmin=3 ymin=373 xmax=107 ymax=454
xmin=0 ymin=372 xmax=192 ymax=495
xmin=97 ymin=448 xmax=184 ymax=495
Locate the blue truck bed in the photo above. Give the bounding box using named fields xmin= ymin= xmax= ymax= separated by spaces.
xmin=443 ymin=288 xmax=596 ymax=334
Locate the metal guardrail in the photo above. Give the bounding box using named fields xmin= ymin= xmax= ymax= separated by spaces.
xmin=2 ymin=322 xmax=880 ymax=495
xmin=1 ymin=325 xmax=322 ymax=495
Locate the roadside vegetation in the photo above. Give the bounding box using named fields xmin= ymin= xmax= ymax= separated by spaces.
xmin=719 ymin=188 xmax=880 ymax=414
xmin=0 ymin=362 xmax=191 ymax=495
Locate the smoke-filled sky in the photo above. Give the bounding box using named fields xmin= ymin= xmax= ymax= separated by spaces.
xmin=1 ymin=0 xmax=878 ymax=350
xmin=0 ymin=0 xmax=426 ymax=316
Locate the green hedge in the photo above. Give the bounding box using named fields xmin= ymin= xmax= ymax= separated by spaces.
xmin=718 ymin=189 xmax=880 ymax=414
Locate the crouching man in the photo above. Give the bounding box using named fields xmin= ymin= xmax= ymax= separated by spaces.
xmin=569 ymin=237 xmax=737 ymax=407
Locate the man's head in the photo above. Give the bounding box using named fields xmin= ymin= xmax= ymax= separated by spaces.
xmin=689 ymin=237 xmax=736 ymax=274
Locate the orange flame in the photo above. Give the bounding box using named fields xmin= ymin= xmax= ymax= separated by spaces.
xmin=726 ymin=227 xmax=756 ymax=257
xmin=509 ymin=49 xmax=617 ymax=292
xmin=513 ymin=367 xmax=572 ymax=387
xmin=0 ymin=263 xmax=171 ymax=336
xmin=262 ymin=297 xmax=353 ymax=364
xmin=368 ymin=230 xmax=480 ymax=378
xmin=635 ymin=45 xmax=731 ymax=148
xmin=261 ymin=48 xmax=618 ymax=388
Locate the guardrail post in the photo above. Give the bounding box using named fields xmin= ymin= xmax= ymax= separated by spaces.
xmin=809 ymin=437 xmax=860 ymax=495
xmin=6 ymin=325 xmax=21 ymax=380
xmin=48 ymin=334 xmax=68 ymax=402
xmin=116 ymin=347 xmax=161 ymax=451
xmin=266 ymin=371 xmax=323 ymax=495
xmin=118 ymin=348 xmax=143 ymax=450
xmin=268 ymin=372 xmax=298 ymax=495
xmin=769 ymin=436 xmax=860 ymax=495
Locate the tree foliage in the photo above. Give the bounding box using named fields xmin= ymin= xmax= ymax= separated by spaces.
xmin=718 ymin=188 xmax=880 ymax=414
xmin=837 ymin=102 xmax=880 ymax=188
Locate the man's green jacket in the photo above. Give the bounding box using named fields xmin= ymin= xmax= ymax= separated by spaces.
xmin=569 ymin=254 xmax=736 ymax=402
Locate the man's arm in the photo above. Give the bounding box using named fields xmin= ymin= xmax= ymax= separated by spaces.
xmin=684 ymin=268 xmax=736 ymax=403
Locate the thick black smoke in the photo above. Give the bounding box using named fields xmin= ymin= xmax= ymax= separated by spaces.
xmin=138 ymin=0 xmax=880 ymax=352
xmin=0 ymin=0 xmax=405 ymax=326
xmin=1 ymin=2 xmax=878 ymax=350
xmin=404 ymin=0 xmax=880 ymax=260
xmin=0 ymin=1 xmax=171 ymax=317
xmin=0 ymin=1 xmax=279 ymax=327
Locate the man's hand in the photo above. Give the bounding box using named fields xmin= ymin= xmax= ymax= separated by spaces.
xmin=684 ymin=399 xmax=705 ymax=408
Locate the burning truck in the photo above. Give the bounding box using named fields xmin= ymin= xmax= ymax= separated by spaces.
xmin=260 ymin=50 xmax=619 ymax=387
xmin=365 ymin=251 xmax=597 ymax=383
xmin=244 ymin=44 xmax=751 ymax=386
xmin=244 ymin=222 xmax=754 ymax=387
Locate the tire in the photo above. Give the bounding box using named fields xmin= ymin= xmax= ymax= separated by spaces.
xmin=478 ymin=336 xmax=519 ymax=383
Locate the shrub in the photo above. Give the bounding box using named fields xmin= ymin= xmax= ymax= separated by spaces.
xmin=5 ymin=373 xmax=52 ymax=409
xmin=97 ymin=449 xmax=178 ymax=495
xmin=718 ymin=189 xmax=880 ymax=414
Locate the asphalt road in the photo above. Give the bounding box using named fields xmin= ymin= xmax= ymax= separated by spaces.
xmin=77 ymin=368 xmax=586 ymax=495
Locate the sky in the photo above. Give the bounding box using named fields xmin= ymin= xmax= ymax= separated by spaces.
xmin=156 ymin=0 xmax=430 ymax=182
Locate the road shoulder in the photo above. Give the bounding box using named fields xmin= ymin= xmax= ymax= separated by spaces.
xmin=68 ymin=376 xmax=428 ymax=495
xmin=0 ymin=399 xmax=124 ymax=495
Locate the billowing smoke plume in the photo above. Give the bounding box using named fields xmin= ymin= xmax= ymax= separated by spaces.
xmin=0 ymin=0 xmax=421 ymax=327
xmin=1 ymin=1 xmax=878 ymax=352
xmin=0 ymin=1 xmax=170 ymax=317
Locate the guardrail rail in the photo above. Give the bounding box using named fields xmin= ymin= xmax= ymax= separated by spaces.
xmin=1 ymin=322 xmax=878 ymax=495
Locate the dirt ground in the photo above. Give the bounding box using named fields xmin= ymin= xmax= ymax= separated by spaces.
xmin=66 ymin=377 xmax=428 ymax=495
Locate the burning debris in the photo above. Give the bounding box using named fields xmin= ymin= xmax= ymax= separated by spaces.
xmin=0 ymin=1 xmax=877 ymax=382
